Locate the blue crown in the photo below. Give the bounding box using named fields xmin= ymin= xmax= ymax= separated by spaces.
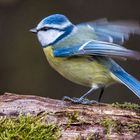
xmin=36 ymin=14 xmax=72 ymax=30
xmin=42 ymin=14 xmax=69 ymax=25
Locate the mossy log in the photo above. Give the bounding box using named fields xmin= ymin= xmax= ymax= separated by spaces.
xmin=0 ymin=93 xmax=139 ymax=140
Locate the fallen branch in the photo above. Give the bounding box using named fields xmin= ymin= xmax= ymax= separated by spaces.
xmin=0 ymin=93 xmax=139 ymax=139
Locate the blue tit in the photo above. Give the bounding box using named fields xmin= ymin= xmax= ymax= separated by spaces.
xmin=30 ymin=14 xmax=140 ymax=104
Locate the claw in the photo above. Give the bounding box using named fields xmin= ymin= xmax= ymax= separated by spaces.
xmin=62 ymin=96 xmax=98 ymax=105
xmin=62 ymin=96 xmax=73 ymax=101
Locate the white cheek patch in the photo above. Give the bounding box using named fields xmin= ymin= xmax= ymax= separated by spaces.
xmin=37 ymin=30 xmax=64 ymax=46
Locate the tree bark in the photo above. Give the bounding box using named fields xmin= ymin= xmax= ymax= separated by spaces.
xmin=0 ymin=93 xmax=139 ymax=140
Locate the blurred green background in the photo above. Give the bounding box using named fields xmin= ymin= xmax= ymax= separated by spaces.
xmin=0 ymin=0 xmax=140 ymax=103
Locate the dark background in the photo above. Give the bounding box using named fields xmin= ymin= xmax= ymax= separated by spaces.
xmin=0 ymin=0 xmax=140 ymax=104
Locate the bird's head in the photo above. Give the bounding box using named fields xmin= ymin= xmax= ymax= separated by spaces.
xmin=30 ymin=14 xmax=75 ymax=47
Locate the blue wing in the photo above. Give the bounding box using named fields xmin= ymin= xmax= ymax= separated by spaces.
xmin=78 ymin=19 xmax=140 ymax=44
xmin=53 ymin=40 xmax=140 ymax=60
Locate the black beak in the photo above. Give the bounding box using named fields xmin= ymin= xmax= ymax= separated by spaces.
xmin=29 ymin=28 xmax=37 ymax=33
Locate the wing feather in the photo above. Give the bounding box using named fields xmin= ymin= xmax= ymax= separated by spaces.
xmin=54 ymin=40 xmax=140 ymax=60
xmin=79 ymin=19 xmax=140 ymax=44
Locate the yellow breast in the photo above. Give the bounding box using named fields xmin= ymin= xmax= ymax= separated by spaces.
xmin=43 ymin=46 xmax=115 ymax=87
xmin=43 ymin=46 xmax=67 ymax=64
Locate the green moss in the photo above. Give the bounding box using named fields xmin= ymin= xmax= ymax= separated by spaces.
xmin=0 ymin=114 xmax=61 ymax=140
xmin=100 ymin=118 xmax=117 ymax=134
xmin=112 ymin=102 xmax=140 ymax=112
xmin=126 ymin=122 xmax=140 ymax=132
xmin=100 ymin=117 xmax=140 ymax=134
xmin=66 ymin=111 xmax=79 ymax=127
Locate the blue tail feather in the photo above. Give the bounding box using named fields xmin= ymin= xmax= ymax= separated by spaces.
xmin=111 ymin=63 xmax=140 ymax=99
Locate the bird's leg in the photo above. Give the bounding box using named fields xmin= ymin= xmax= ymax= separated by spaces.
xmin=63 ymin=86 xmax=99 ymax=105
xmin=98 ymin=87 xmax=105 ymax=102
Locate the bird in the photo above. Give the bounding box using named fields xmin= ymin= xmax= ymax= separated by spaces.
xmin=30 ymin=14 xmax=140 ymax=104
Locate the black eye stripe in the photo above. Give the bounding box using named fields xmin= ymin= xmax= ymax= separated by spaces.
xmin=37 ymin=25 xmax=73 ymax=32
xmin=38 ymin=27 xmax=63 ymax=32
xmin=40 ymin=27 xmax=49 ymax=31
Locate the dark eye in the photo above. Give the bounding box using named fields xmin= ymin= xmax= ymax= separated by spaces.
xmin=40 ymin=27 xmax=49 ymax=31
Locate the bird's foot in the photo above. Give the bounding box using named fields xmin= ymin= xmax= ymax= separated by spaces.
xmin=62 ymin=96 xmax=98 ymax=105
